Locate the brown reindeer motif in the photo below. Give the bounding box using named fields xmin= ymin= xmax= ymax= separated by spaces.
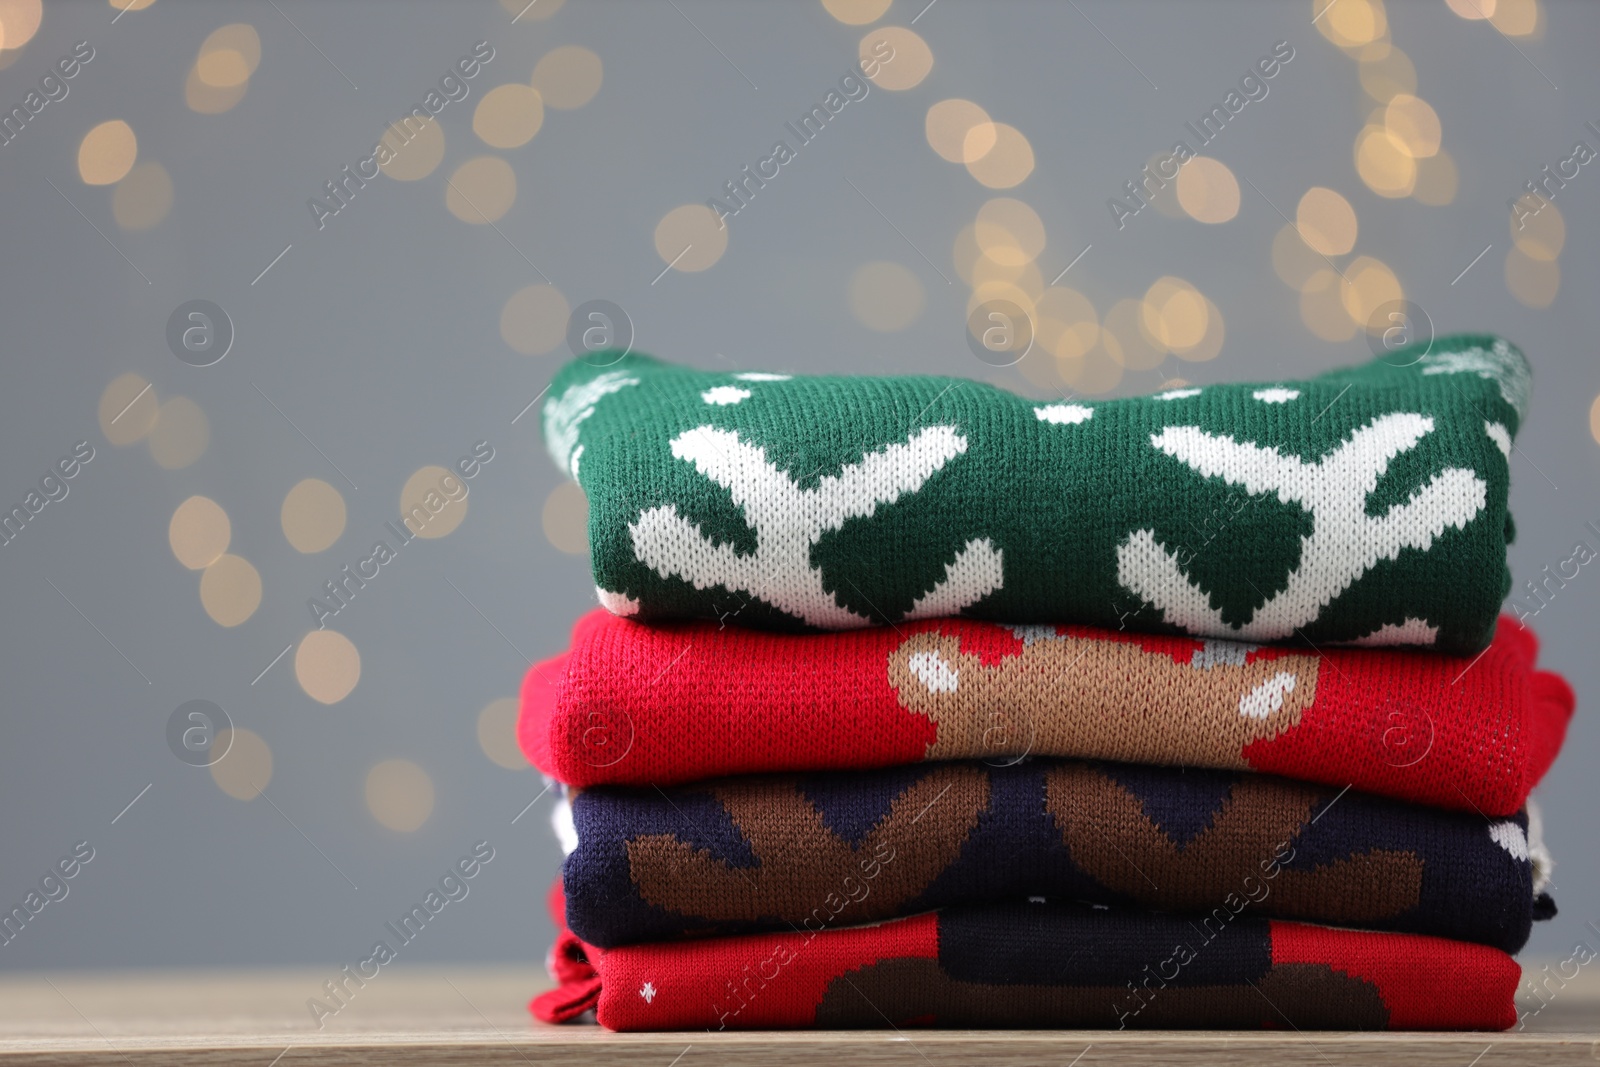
xmin=886 ymin=627 xmax=1321 ymax=769
xmin=1044 ymin=763 xmax=1424 ymax=924
xmin=626 ymin=765 xmax=990 ymax=925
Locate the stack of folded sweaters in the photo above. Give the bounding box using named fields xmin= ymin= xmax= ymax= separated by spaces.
xmin=522 ymin=334 xmax=1573 ymax=1032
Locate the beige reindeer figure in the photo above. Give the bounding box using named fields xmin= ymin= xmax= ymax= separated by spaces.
xmin=886 ymin=627 xmax=1321 ymax=769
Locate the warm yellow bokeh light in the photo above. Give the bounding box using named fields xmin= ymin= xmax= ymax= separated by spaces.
xmin=1175 ymin=297 xmax=1225 ymax=363
xmin=477 ymin=698 xmax=529 ymax=769
xmin=1384 ymin=94 xmax=1441 ymax=158
xmin=1175 ymin=157 xmax=1240 ymax=224
xmin=185 ymin=65 xmax=248 ymax=114
xmin=500 ymin=283 xmax=570 ymax=355
xmin=1300 ymin=269 xmax=1358 ymax=342
xmin=1412 ymin=150 xmax=1459 ymax=206
xmin=400 ymin=465 xmax=469 ymax=539
xmin=98 ymin=373 xmax=159 ymax=446
xmin=1445 ymin=0 xmax=1494 ymax=17
xmin=296 ymin=630 xmax=361 ymax=704
xmin=0 ymin=0 xmax=42 ymax=50
xmin=966 ymin=286 xmax=1037 ymax=369
xmin=1139 ymin=151 xmax=1187 ymax=220
xmin=1589 ymin=393 xmax=1600 ymax=447
xmin=542 ymin=481 xmax=589 ymax=555
xmin=926 ymin=99 xmax=996 ymax=164
xmin=366 ymin=760 xmax=435 ymax=832
xmin=1490 ymin=0 xmax=1540 ymax=36
xmin=210 ymin=728 xmax=272 ymax=801
xmin=860 ymin=27 xmax=932 ymax=91
xmin=532 ymin=45 xmax=603 ymax=109
xmin=112 ymin=161 xmax=174 ymax=231
xmin=960 ymin=227 xmax=1046 ymax=295
xmin=1296 ymin=187 xmax=1358 ymax=257
xmin=379 ymin=116 xmax=445 ymax=181
xmin=473 ymin=83 xmax=544 ymax=148
xmin=196 ymin=48 xmax=249 ymax=88
xmin=445 ymin=156 xmax=517 ymax=223
xmin=823 ymin=0 xmax=891 ymax=24
xmin=1016 ymin=342 xmax=1062 ymax=392
xmin=1059 ymin=343 xmax=1124 ymax=395
xmin=654 ymin=203 xmax=728 ymax=272
xmin=1317 ymin=0 xmax=1387 ymax=47
xmin=78 ymin=120 xmax=137 ymax=185
xmin=282 ymin=478 xmax=347 ymax=554
xmin=1506 ymin=248 xmax=1559 ymax=309
xmin=966 ymin=281 xmax=1037 ymax=325
xmin=1512 ymin=201 xmax=1563 ymax=261
xmin=1272 ymin=224 xmax=1326 ymax=291
xmin=975 ymin=198 xmax=1046 ymax=266
xmin=965 ymin=123 xmax=1034 ymax=189
xmin=1358 ymin=43 xmax=1416 ymax=102
xmin=965 ymin=246 xmax=1026 ymax=289
xmin=199 ymin=554 xmax=262 ymax=628
xmin=1355 ymin=125 xmax=1417 ymax=198
xmin=148 ymin=396 xmax=209 ymax=469
xmin=1141 ymin=277 xmax=1210 ymax=354
xmin=1035 ymin=287 xmax=1098 ymax=362
xmin=1340 ymin=255 xmax=1404 ymax=332
xmin=1102 ymin=298 xmax=1166 ymax=372
xmin=170 ymin=496 xmax=231 ymax=570
xmin=971 ymin=256 xmax=1044 ymax=301
xmin=848 ymin=260 xmax=925 ymax=332
xmin=197 ymin=24 xmax=261 ymax=83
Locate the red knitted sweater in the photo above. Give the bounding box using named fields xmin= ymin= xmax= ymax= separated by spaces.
xmin=532 ymin=884 xmax=1521 ymax=1031
xmin=520 ymin=612 xmax=1572 ymax=815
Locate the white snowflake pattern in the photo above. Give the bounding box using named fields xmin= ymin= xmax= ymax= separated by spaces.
xmin=701 ymin=386 xmax=751 ymax=406
xmin=639 ymin=981 xmax=658 ymax=1003
xmin=1034 ymin=402 xmax=1094 ymax=425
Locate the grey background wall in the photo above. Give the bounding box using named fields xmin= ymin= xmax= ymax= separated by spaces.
xmin=0 ymin=0 xmax=1594 ymax=975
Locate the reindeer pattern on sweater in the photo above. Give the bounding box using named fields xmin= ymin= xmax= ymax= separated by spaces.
xmin=542 ymin=336 xmax=1527 ymax=653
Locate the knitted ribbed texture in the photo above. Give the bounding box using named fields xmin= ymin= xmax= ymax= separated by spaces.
xmin=560 ymin=759 xmax=1547 ymax=952
xmin=541 ymin=335 xmax=1528 ymax=652
xmin=533 ymin=891 xmax=1521 ymax=1031
xmin=519 ymin=610 xmax=1573 ymax=814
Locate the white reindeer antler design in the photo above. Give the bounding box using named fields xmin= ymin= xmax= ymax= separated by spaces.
xmin=628 ymin=425 xmax=1003 ymax=628
xmin=543 ymin=371 xmax=639 ymax=479
xmin=1116 ymin=412 xmax=1486 ymax=643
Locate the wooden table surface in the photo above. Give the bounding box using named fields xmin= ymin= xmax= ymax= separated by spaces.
xmin=0 ymin=965 xmax=1596 ymax=1065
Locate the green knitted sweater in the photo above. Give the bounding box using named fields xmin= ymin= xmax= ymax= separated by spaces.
xmin=541 ymin=335 xmax=1527 ymax=653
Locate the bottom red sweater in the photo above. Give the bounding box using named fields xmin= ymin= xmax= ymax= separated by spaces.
xmin=533 ymin=887 xmax=1519 ymax=1031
